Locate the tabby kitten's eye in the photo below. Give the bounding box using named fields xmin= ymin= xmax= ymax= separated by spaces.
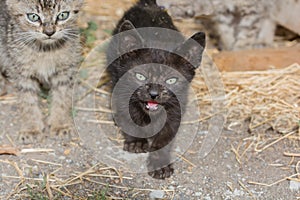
xmin=135 ymin=73 xmax=147 ymax=81
xmin=166 ymin=77 xmax=178 ymax=85
xmin=27 ymin=13 xmax=40 ymax=23
xmin=57 ymin=11 xmax=70 ymax=21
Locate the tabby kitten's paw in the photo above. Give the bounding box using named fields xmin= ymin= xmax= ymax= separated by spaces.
xmin=50 ymin=124 xmax=73 ymax=138
xmin=49 ymin=113 xmax=74 ymax=139
xmin=18 ymin=129 xmax=44 ymax=144
xmin=0 ymin=77 xmax=7 ymax=96
xmin=18 ymin=119 xmax=44 ymax=144
xmin=148 ymin=164 xmax=174 ymax=179
xmin=123 ymin=139 xmax=149 ymax=153
xmin=0 ymin=86 xmax=6 ymax=96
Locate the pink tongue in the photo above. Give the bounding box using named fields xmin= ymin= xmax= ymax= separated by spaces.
xmin=148 ymin=101 xmax=158 ymax=106
xmin=147 ymin=101 xmax=158 ymax=109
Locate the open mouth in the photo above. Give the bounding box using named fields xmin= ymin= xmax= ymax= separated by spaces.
xmin=145 ymin=101 xmax=159 ymax=111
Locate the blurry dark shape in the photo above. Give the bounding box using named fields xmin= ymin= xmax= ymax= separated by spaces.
xmin=275 ymin=25 xmax=300 ymax=42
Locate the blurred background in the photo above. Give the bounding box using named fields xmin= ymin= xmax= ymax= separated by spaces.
xmin=82 ymin=0 xmax=300 ymax=71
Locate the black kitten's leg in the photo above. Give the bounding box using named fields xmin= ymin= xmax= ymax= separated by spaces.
xmin=123 ymin=132 xmax=149 ymax=153
xmin=147 ymin=151 xmax=174 ymax=179
xmin=147 ymin=131 xmax=175 ymax=179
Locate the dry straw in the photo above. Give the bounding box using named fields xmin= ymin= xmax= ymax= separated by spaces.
xmin=193 ymin=63 xmax=300 ymax=135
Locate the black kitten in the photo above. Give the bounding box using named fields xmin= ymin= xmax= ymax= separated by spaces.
xmin=107 ymin=0 xmax=205 ymax=179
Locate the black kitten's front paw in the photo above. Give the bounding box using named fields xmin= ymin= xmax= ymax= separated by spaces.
xmin=148 ymin=164 xmax=174 ymax=179
xmin=123 ymin=139 xmax=149 ymax=153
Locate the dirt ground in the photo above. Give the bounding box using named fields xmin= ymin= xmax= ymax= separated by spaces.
xmin=1 ymin=0 xmax=300 ymax=199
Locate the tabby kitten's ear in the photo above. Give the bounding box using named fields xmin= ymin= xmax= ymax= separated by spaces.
xmin=118 ymin=20 xmax=144 ymax=54
xmin=5 ymin=0 xmax=20 ymax=13
xmin=74 ymin=0 xmax=85 ymax=10
xmin=175 ymin=32 xmax=206 ymax=68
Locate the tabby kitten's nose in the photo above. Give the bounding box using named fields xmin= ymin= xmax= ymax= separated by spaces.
xmin=43 ymin=23 xmax=56 ymax=37
xmin=44 ymin=29 xmax=55 ymax=37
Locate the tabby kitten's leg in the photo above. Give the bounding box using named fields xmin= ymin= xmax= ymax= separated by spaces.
xmin=49 ymin=72 xmax=73 ymax=137
xmin=0 ymin=73 xmax=7 ymax=96
xmin=18 ymin=78 xmax=45 ymax=143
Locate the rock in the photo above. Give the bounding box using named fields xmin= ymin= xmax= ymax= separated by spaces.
xmin=271 ymin=0 xmax=300 ymax=35
xmin=149 ymin=190 xmax=165 ymax=199
xmin=195 ymin=192 xmax=202 ymax=197
xmin=59 ymin=156 xmax=66 ymax=160
xmin=289 ymin=180 xmax=300 ymax=192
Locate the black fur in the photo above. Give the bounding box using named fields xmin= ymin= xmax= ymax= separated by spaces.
xmin=112 ymin=0 xmax=177 ymax=35
xmin=107 ymin=0 xmax=205 ymax=179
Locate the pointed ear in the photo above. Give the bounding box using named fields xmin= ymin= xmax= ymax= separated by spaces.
xmin=175 ymin=32 xmax=206 ymax=68
xmin=6 ymin=0 xmax=21 ymax=13
xmin=74 ymin=0 xmax=85 ymax=10
xmin=118 ymin=20 xmax=144 ymax=54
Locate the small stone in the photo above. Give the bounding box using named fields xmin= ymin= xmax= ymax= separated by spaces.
xmin=64 ymin=149 xmax=71 ymax=156
xmin=204 ymin=196 xmax=212 ymax=200
xmin=149 ymin=190 xmax=165 ymax=199
xmin=116 ymin=8 xmax=124 ymax=17
xmin=59 ymin=156 xmax=66 ymax=160
xmin=233 ymin=189 xmax=244 ymax=196
xmin=66 ymin=159 xmax=73 ymax=164
xmin=168 ymin=186 xmax=175 ymax=190
xmin=290 ymin=180 xmax=300 ymax=191
xmin=195 ymin=192 xmax=202 ymax=197
xmin=32 ymin=165 xmax=38 ymax=172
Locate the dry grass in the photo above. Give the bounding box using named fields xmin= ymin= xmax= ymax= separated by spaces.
xmin=224 ymin=64 xmax=299 ymax=133
xmin=191 ymin=63 xmax=300 ymax=135
xmin=1 ymin=159 xmax=175 ymax=199
xmin=219 ymin=64 xmax=300 ymax=159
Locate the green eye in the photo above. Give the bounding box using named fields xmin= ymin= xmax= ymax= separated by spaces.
xmin=57 ymin=11 xmax=70 ymax=21
xmin=166 ymin=77 xmax=178 ymax=85
xmin=135 ymin=73 xmax=146 ymax=81
xmin=27 ymin=13 xmax=40 ymax=22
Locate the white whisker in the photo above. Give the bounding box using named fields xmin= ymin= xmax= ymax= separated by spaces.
xmin=11 ymin=35 xmax=36 ymax=49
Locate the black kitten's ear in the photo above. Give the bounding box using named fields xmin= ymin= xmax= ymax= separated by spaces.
xmin=119 ymin=20 xmax=136 ymax=32
xmin=175 ymin=32 xmax=206 ymax=68
xmin=138 ymin=0 xmax=157 ymax=6
xmin=118 ymin=20 xmax=144 ymax=54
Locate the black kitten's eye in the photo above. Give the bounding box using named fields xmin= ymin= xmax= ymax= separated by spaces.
xmin=57 ymin=11 xmax=70 ymax=21
xmin=166 ymin=77 xmax=178 ymax=85
xmin=135 ymin=73 xmax=147 ymax=81
xmin=27 ymin=13 xmax=40 ymax=23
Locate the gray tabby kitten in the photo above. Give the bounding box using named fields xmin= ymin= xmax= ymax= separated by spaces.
xmin=210 ymin=0 xmax=275 ymax=50
xmin=0 ymin=0 xmax=83 ymax=142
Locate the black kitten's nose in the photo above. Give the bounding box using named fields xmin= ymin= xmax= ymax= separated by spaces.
xmin=149 ymin=90 xmax=159 ymax=99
